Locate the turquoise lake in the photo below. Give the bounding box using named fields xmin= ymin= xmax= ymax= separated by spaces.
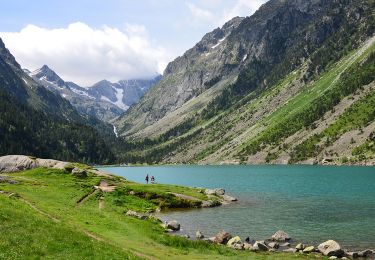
xmin=101 ymin=165 xmax=375 ymax=250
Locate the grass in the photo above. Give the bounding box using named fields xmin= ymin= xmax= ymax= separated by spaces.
xmin=0 ymin=167 xmax=324 ymax=259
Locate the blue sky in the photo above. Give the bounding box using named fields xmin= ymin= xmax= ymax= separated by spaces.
xmin=0 ymin=0 xmax=266 ymax=86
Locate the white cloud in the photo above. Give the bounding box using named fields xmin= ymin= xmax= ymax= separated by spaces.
xmin=186 ymin=0 xmax=266 ymax=27
xmin=0 ymin=22 xmax=168 ymax=86
xmin=186 ymin=2 xmax=215 ymax=23
xmin=220 ymin=0 xmax=266 ymax=25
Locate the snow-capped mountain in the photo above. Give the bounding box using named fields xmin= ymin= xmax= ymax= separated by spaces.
xmin=88 ymin=76 xmax=162 ymax=111
xmin=28 ymin=65 xmax=161 ymax=122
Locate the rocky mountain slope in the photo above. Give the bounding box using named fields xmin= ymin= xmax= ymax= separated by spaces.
xmin=115 ymin=0 xmax=375 ymax=165
xmin=0 ymin=38 xmax=115 ymax=164
xmin=29 ymin=65 xmax=160 ymax=122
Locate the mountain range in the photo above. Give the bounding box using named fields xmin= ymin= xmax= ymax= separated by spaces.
xmin=114 ymin=0 xmax=375 ymax=165
xmin=1 ymin=0 xmax=374 ymax=166
xmin=28 ymin=65 xmax=160 ymax=122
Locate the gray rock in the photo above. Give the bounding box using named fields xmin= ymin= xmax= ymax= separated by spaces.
xmin=166 ymin=220 xmax=180 ymax=231
xmin=0 ymin=155 xmax=71 ymax=173
xmin=71 ymin=167 xmax=87 ymax=177
xmin=252 ymin=241 xmax=269 ymax=251
xmin=345 ymin=251 xmax=359 ymax=258
xmin=296 ymin=243 xmax=306 ymax=250
xmin=126 ymin=210 xmax=148 ymax=220
xmin=204 ymin=188 xmax=225 ymax=196
xmin=0 ymin=155 xmax=37 ymax=173
xmin=213 ymin=230 xmax=232 ymax=244
xmin=303 ymin=246 xmax=315 ymax=253
xmin=268 ymin=242 xmax=279 ymax=249
xmin=0 ymin=176 xmax=18 ymax=184
xmin=271 ymin=230 xmax=291 ymax=242
xmin=318 ymin=240 xmax=344 ymax=257
xmin=280 ymin=242 xmax=291 ymax=247
xmin=222 ymin=194 xmax=237 ymax=202
xmin=328 ymin=256 xmax=337 ymax=260
xmin=196 ymin=230 xmax=204 ymax=239
xmin=357 ymin=249 xmax=373 ymax=258
xmin=243 ymin=242 xmax=253 ymax=250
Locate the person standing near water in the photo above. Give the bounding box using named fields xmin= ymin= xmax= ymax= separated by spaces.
xmin=145 ymin=174 xmax=149 ymax=184
xmin=151 ymin=176 xmax=155 ymax=184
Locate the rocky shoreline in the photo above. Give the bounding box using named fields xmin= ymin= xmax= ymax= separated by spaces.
xmin=165 ymin=227 xmax=375 ymax=259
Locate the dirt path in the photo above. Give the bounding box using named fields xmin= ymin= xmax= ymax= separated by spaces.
xmin=99 ymin=196 xmax=104 ymax=210
xmin=20 ymin=198 xmax=60 ymax=222
xmin=76 ymin=189 xmax=98 ymax=207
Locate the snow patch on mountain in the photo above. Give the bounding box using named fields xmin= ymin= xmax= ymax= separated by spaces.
xmin=113 ymin=87 xmax=129 ymax=110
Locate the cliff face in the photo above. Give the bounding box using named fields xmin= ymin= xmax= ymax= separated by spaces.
xmin=116 ymin=0 xmax=372 ymax=138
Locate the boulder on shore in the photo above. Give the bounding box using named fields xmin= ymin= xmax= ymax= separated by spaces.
xmin=166 ymin=220 xmax=180 ymax=231
xmin=196 ymin=230 xmax=204 ymax=239
xmin=126 ymin=210 xmax=148 ymax=220
xmin=268 ymin=242 xmax=279 ymax=249
xmin=318 ymin=240 xmax=344 ymax=257
xmin=303 ymin=246 xmax=315 ymax=253
xmin=213 ymin=230 xmax=232 ymax=244
xmin=0 ymin=155 xmax=71 ymax=173
xmin=252 ymin=241 xmax=269 ymax=251
xmin=271 ymin=230 xmax=291 ymax=242
xmin=227 ymin=236 xmax=242 ymax=247
xmin=204 ymin=188 xmax=225 ymax=196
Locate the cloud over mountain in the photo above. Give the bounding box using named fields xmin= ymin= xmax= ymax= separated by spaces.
xmin=0 ymin=22 xmax=167 ymax=86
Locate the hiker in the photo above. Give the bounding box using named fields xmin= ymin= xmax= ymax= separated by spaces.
xmin=145 ymin=174 xmax=149 ymax=184
xmin=151 ymin=176 xmax=155 ymax=184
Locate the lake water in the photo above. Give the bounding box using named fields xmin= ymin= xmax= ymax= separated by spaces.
xmin=100 ymin=165 xmax=375 ymax=250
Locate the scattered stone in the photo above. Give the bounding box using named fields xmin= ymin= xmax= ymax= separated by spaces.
xmin=283 ymin=248 xmax=298 ymax=253
xmin=252 ymin=241 xmax=269 ymax=251
xmin=303 ymin=246 xmax=315 ymax=253
xmin=357 ymin=249 xmax=373 ymax=258
xmin=196 ymin=230 xmax=204 ymax=239
xmin=166 ymin=220 xmax=180 ymax=231
xmin=213 ymin=230 xmax=232 ymax=244
xmin=71 ymin=167 xmax=87 ymax=178
xmin=328 ymin=256 xmax=337 ymax=260
xmin=280 ymin=242 xmax=291 ymax=247
xmin=232 ymin=243 xmax=244 ymax=250
xmin=201 ymin=200 xmax=220 ymax=207
xmin=0 ymin=176 xmax=18 ymax=184
xmin=204 ymin=188 xmax=225 ymax=196
xmin=296 ymin=243 xmax=306 ymax=250
xmin=227 ymin=236 xmax=242 ymax=247
xmin=243 ymin=242 xmax=253 ymax=250
xmin=129 ymin=191 xmax=135 ymax=195
xmin=345 ymin=252 xmax=359 ymax=258
xmin=341 ymin=257 xmax=348 ymax=260
xmin=126 ymin=210 xmax=148 ymax=220
xmin=271 ymin=230 xmax=291 ymax=242
xmin=268 ymin=242 xmax=279 ymax=249
xmin=318 ymin=240 xmax=344 ymax=257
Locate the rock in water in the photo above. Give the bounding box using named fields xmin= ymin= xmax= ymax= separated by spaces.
xmin=213 ymin=230 xmax=232 ymax=244
xmin=271 ymin=230 xmax=291 ymax=242
xmin=252 ymin=241 xmax=269 ymax=251
xmin=222 ymin=194 xmax=237 ymax=202
xmin=166 ymin=220 xmax=180 ymax=231
xmin=196 ymin=230 xmax=204 ymax=239
xmin=318 ymin=240 xmax=344 ymax=257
